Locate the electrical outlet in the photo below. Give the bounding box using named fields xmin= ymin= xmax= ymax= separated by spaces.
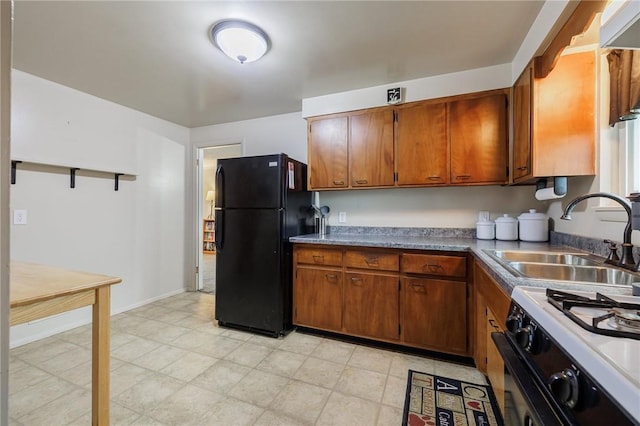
xmin=339 ymin=211 xmax=347 ymax=223
xmin=13 ymin=209 xmax=27 ymax=225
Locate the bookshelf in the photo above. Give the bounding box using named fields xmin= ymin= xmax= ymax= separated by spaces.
xmin=203 ymin=219 xmax=215 ymax=253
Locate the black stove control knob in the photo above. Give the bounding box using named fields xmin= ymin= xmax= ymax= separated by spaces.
xmin=548 ymin=369 xmax=579 ymax=408
xmin=506 ymin=314 xmax=523 ymax=332
xmin=515 ymin=325 xmax=535 ymax=351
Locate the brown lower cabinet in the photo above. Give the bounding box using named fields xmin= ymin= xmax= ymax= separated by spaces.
xmin=474 ymin=260 xmax=511 ymax=416
xmin=293 ymin=244 xmax=469 ymax=356
xmin=344 ymin=272 xmax=399 ymax=340
xmin=293 ymin=267 xmax=343 ymax=331
xmin=403 ymin=277 xmax=467 ymax=354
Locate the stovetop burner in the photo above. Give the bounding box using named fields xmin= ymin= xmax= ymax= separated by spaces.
xmin=546 ymin=289 xmax=640 ymax=340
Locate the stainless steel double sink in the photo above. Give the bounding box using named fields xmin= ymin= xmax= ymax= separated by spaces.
xmin=484 ymin=250 xmax=640 ymax=286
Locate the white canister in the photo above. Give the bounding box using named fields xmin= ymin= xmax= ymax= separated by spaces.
xmin=476 ymin=220 xmax=495 ymax=240
xmin=495 ymin=214 xmax=518 ymax=241
xmin=518 ymin=209 xmax=549 ymax=242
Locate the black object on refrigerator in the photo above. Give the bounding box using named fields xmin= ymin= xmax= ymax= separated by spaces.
xmin=214 ymin=154 xmax=312 ymax=336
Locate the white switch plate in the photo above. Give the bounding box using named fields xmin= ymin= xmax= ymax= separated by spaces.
xmin=339 ymin=211 xmax=347 ymax=223
xmin=13 ymin=209 xmax=27 ymax=225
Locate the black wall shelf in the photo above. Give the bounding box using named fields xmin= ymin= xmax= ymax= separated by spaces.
xmin=11 ymin=159 xmax=136 ymax=191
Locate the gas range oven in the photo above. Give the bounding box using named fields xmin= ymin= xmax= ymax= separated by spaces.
xmin=491 ymin=286 xmax=639 ymax=425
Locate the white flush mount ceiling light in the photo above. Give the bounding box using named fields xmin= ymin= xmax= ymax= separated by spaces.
xmin=211 ymin=20 xmax=271 ymax=64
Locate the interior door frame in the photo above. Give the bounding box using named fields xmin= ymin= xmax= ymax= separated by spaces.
xmin=192 ymin=140 xmax=243 ymax=292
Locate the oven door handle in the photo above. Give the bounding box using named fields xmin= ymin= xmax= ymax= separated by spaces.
xmin=491 ymin=332 xmax=564 ymax=426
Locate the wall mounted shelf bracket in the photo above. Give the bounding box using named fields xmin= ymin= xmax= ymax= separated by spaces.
xmin=11 ymin=160 xmax=22 ymax=184
xmin=70 ymin=168 xmax=79 ymax=188
xmin=114 ymin=173 xmax=124 ymax=191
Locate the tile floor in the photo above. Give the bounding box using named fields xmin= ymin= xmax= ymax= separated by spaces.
xmin=8 ymin=292 xmax=487 ymax=425
xmin=201 ymin=254 xmax=216 ymax=294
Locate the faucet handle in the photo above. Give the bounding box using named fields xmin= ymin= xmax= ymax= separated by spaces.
xmin=603 ymin=239 xmax=620 ymax=265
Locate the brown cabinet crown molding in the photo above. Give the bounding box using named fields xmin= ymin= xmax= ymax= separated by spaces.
xmin=534 ymin=0 xmax=606 ymax=79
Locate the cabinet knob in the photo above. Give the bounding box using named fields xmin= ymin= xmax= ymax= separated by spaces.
xmin=350 ymin=277 xmax=364 ymax=286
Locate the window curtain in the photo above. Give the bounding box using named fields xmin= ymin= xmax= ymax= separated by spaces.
xmin=608 ymin=49 xmax=640 ymax=126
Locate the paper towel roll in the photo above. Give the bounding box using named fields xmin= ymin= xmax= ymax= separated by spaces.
xmin=535 ymin=187 xmax=566 ymax=201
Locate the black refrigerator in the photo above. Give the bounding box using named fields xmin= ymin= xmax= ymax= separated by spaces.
xmin=214 ymin=154 xmax=312 ymax=336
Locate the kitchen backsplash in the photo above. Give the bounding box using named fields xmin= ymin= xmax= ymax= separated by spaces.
xmin=551 ymin=231 xmax=640 ymax=259
xmin=326 ymin=226 xmax=475 ymax=238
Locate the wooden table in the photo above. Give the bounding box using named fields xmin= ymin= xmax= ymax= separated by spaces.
xmin=10 ymin=261 xmax=122 ymax=425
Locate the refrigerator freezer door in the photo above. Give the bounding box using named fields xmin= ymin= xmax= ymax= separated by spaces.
xmin=215 ymin=208 xmax=287 ymax=335
xmin=216 ymin=154 xmax=287 ymax=209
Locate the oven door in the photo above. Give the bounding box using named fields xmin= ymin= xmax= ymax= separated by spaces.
xmin=492 ymin=333 xmax=564 ymax=426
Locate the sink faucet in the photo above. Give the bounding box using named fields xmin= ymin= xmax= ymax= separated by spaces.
xmin=561 ymin=192 xmax=637 ymax=270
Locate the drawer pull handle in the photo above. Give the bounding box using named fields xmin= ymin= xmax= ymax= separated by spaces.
xmin=427 ymin=176 xmax=441 ymax=180
xmin=312 ymin=255 xmax=325 ymax=263
xmin=517 ymin=166 xmax=528 ymax=171
xmin=364 ymin=257 xmax=379 ymax=266
xmin=350 ymin=277 xmax=363 ymax=286
xmin=333 ymin=180 xmax=345 ymax=186
xmin=411 ymin=284 xmax=426 ymax=293
xmin=488 ymin=319 xmax=500 ymax=331
xmin=325 ymin=274 xmax=338 ymax=282
xmin=355 ymin=179 xmax=368 ymax=185
xmin=455 ymin=175 xmax=471 ymax=180
xmin=424 ymin=264 xmax=444 ymax=272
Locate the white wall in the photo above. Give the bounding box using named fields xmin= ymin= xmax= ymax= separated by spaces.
xmin=190 ymin=112 xmax=308 ymax=162
xmin=301 ymin=64 xmax=512 ymax=118
xmin=9 ymin=70 xmax=190 ymax=346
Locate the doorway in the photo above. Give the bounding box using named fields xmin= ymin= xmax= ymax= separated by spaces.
xmin=197 ymin=143 xmax=242 ymax=293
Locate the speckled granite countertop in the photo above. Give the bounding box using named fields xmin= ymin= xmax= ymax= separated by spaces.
xmin=290 ymin=231 xmax=639 ymax=297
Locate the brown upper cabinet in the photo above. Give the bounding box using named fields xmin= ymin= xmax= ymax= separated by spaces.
xmin=450 ymin=93 xmax=508 ymax=185
xmin=396 ymin=102 xmax=449 ymax=186
xmin=306 ymin=89 xmax=509 ymax=191
xmin=511 ymin=50 xmax=596 ymax=183
xmin=349 ymin=109 xmax=395 ymax=187
xmin=307 ymin=116 xmax=348 ymax=189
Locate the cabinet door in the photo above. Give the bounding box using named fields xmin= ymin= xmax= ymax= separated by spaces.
xmin=450 ymin=94 xmax=508 ymax=184
xmin=533 ymin=51 xmax=596 ymax=177
xmin=308 ymin=116 xmax=348 ymax=189
xmin=293 ymin=267 xmax=343 ymax=331
xmin=344 ymin=272 xmax=399 ymax=341
xmin=512 ymin=62 xmax=533 ymax=182
xmin=402 ymin=277 xmax=467 ymax=354
xmin=349 ymin=110 xmax=395 ymax=187
xmin=486 ymin=307 xmax=505 ymax=415
xmin=396 ymin=103 xmax=448 ymax=185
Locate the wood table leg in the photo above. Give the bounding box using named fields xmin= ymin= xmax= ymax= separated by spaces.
xmin=92 ymin=286 xmax=110 ymax=426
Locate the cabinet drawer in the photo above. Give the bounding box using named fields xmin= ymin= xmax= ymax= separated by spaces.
xmin=296 ymin=247 xmax=342 ymax=266
xmin=344 ymin=251 xmax=399 ymax=271
xmin=401 ymin=254 xmax=466 ymax=277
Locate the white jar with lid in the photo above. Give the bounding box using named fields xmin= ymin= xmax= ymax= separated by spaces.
xmin=476 ymin=220 xmax=495 ymax=240
xmin=518 ymin=209 xmax=549 ymax=242
xmin=495 ymin=214 xmax=518 ymax=241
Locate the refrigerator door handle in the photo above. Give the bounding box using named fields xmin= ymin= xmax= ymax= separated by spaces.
xmin=215 ymin=164 xmax=225 ymax=209
xmin=215 ymin=211 xmax=224 ymax=252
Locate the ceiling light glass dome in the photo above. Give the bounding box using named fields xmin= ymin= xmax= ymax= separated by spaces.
xmin=211 ymin=20 xmax=271 ymax=64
